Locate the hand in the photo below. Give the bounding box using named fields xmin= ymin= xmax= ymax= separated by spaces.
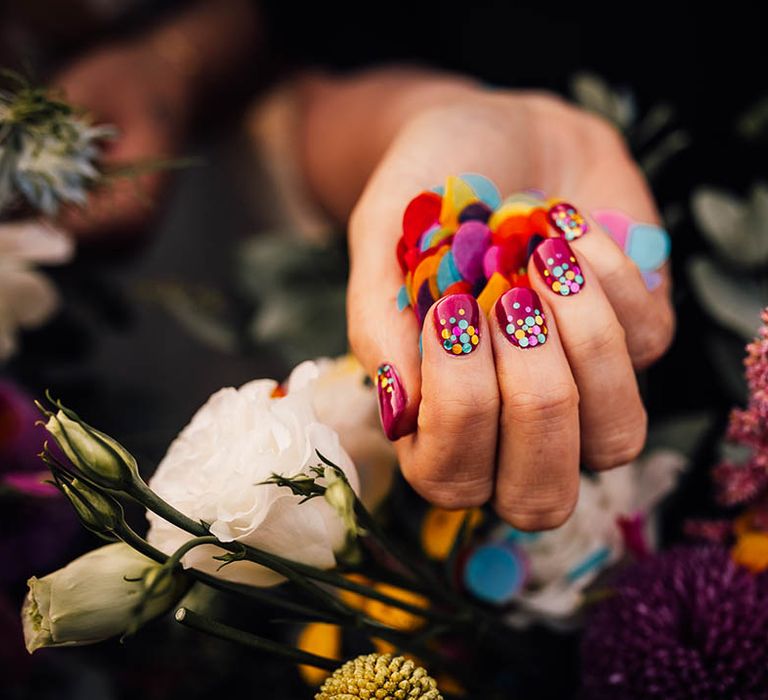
xmin=347 ymin=91 xmax=674 ymax=530
xmin=52 ymin=40 xmax=189 ymax=242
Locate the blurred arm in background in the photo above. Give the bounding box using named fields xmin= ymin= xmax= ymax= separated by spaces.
xmin=53 ymin=0 xmax=263 ymax=244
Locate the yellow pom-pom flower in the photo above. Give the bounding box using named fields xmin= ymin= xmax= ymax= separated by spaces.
xmin=316 ymin=653 xmax=443 ymax=700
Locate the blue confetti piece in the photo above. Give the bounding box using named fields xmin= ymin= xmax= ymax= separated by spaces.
xmin=565 ymin=546 xmax=612 ymax=583
xmin=501 ymin=526 xmax=543 ymax=545
xmin=437 ymin=251 xmax=462 ymax=293
xmin=464 ymin=543 xmax=527 ymax=605
xmin=396 ymin=285 xmax=409 ymax=311
xmin=625 ymin=224 xmax=670 ymax=272
xmin=460 ymin=172 xmax=502 ymax=209
xmin=419 ymin=223 xmax=442 ymax=251
xmin=431 ymin=185 xmax=445 ymax=196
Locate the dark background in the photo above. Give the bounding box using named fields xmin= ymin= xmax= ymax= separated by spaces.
xmin=1 ymin=3 xmax=765 ymax=699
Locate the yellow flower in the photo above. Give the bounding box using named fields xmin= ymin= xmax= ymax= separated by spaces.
xmin=364 ymin=582 xmax=428 ymax=633
xmin=732 ymin=532 xmax=768 ymax=573
xmin=421 ymin=507 xmax=483 ymax=560
xmin=296 ymin=623 xmax=342 ymax=687
xmin=316 ymin=653 xmax=442 ymax=699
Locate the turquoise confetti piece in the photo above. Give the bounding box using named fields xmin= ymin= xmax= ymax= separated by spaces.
xmin=419 ymin=223 xmax=442 ymax=251
xmin=396 ymin=285 xmax=410 ymax=311
xmin=501 ymin=526 xmax=543 ymax=545
xmin=437 ymin=251 xmax=461 ymax=293
xmin=464 ymin=543 xmax=527 ymax=605
xmin=460 ymin=172 xmax=502 ymax=209
xmin=565 ymin=546 xmax=612 ymax=583
xmin=625 ymin=224 xmax=670 ymax=272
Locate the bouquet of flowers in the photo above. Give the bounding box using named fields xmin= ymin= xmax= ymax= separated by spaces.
xmin=19 ymin=354 xmax=684 ymax=697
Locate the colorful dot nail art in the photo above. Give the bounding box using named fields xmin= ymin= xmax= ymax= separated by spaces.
xmin=376 ymin=363 xmax=406 ymax=441
xmin=532 ymin=238 xmax=585 ymax=296
xmin=495 ymin=287 xmax=548 ymax=349
xmin=434 ymin=294 xmax=480 ymax=355
xmin=547 ymin=201 xmax=589 ymax=241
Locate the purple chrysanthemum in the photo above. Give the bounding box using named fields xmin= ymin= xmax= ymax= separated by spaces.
xmin=582 ymin=547 xmax=768 ymax=699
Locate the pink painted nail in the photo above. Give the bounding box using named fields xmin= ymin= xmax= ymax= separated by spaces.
xmin=433 ymin=294 xmax=480 ymax=356
xmin=495 ymin=287 xmax=548 ymax=349
xmin=376 ymin=363 xmax=407 ymax=440
xmin=533 ymin=238 xmax=585 ymax=296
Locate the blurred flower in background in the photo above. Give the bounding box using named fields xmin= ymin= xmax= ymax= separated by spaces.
xmin=582 ymin=546 xmax=768 ymax=699
xmin=0 ymin=379 xmax=76 ymax=585
xmin=0 ymin=220 xmax=72 ymax=361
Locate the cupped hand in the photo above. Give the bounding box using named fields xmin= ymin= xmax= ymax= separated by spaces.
xmin=53 ymin=40 xmax=189 ymax=242
xmin=347 ymin=92 xmax=674 ymax=530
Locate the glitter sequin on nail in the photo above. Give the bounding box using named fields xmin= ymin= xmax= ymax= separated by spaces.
xmin=434 ymin=294 xmax=480 ymax=355
xmin=496 ymin=287 xmax=548 ymax=349
xmin=376 ymin=363 xmax=407 ymax=440
xmin=533 ymin=238 xmax=585 ymax=296
xmin=547 ymin=201 xmax=589 ymax=241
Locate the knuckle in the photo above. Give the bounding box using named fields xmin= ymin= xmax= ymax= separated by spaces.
xmin=587 ymin=408 xmax=648 ymax=470
xmin=505 ymin=382 xmax=579 ymax=426
xmin=571 ymin=320 xmax=625 ymax=359
xmin=579 ymin=112 xmax=629 ymax=158
xmin=410 ymin=474 xmax=492 ymax=509
xmin=496 ymin=498 xmax=577 ymax=532
xmin=421 ymin=391 xmax=498 ymax=437
xmin=520 ymin=90 xmax=571 ymax=115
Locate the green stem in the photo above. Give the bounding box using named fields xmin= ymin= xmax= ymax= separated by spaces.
xmin=118 ymin=525 xmax=342 ymax=624
xmin=129 ymin=479 xmax=351 ymax=617
xmin=129 ymin=478 xmax=449 ymax=623
xmin=175 ymin=607 xmax=338 ymax=672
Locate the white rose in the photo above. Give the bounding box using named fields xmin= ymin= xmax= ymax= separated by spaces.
xmin=146 ymin=375 xmax=360 ymax=587
xmin=22 ymin=542 xmax=183 ymax=653
xmin=287 ymin=356 xmax=396 ymax=510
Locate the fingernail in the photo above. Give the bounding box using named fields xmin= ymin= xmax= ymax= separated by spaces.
xmin=376 ymin=363 xmax=407 ymax=440
xmin=533 ymin=238 xmax=585 ymax=296
xmin=547 ymin=201 xmax=589 ymax=241
xmin=434 ymin=294 xmax=480 ymax=355
xmin=495 ymin=287 xmax=548 ymax=349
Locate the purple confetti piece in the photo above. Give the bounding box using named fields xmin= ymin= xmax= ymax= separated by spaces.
xmin=452 ymin=220 xmax=491 ymax=284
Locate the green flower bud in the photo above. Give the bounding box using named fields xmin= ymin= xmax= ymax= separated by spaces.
xmin=44 ymin=409 xmax=139 ymax=489
xmin=56 ymin=475 xmax=124 ymax=536
xmin=22 ymin=543 xmax=186 ymax=653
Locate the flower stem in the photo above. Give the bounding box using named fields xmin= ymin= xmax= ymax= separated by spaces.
xmin=117 ymin=524 xmax=341 ymax=624
xmin=174 ymin=607 xmax=338 ymax=672
xmin=129 ymin=478 xmax=450 ymax=623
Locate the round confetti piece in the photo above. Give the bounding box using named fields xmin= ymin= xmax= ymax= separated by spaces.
xmin=453 ymin=220 xmax=491 ymax=283
xmin=460 ymin=172 xmax=502 ymax=209
xmin=625 ymin=223 xmax=670 ymax=271
xmin=437 ymin=251 xmax=462 ymax=293
xmin=458 ymin=201 xmax=493 ymax=223
xmin=440 ymin=175 xmax=478 ymax=228
xmin=403 ymin=191 xmax=442 ymax=246
xmin=463 ymin=543 xmax=527 ymax=605
xmin=592 ymin=208 xmax=632 ymax=249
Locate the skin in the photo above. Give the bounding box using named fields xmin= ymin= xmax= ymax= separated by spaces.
xmin=52 ymin=0 xmax=261 ymax=243
xmin=298 ymin=72 xmax=675 ymax=530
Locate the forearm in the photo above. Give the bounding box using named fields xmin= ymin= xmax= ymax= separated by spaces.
xmin=296 ymin=67 xmax=481 ymax=222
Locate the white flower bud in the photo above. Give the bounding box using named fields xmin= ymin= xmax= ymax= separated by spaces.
xmin=22 ymin=543 xmax=184 ymax=653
